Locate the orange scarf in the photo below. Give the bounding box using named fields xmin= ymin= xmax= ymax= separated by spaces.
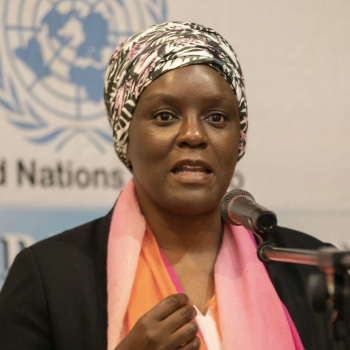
xmin=123 ymin=226 xmax=221 ymax=349
xmin=107 ymin=180 xmax=303 ymax=350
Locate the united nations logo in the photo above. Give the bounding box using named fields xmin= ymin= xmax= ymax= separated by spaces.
xmin=0 ymin=0 xmax=167 ymax=151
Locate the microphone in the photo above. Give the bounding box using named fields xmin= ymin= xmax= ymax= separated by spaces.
xmin=220 ymin=189 xmax=277 ymax=235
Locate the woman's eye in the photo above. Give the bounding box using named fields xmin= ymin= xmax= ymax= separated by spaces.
xmin=154 ymin=112 xmax=175 ymax=122
xmin=208 ymin=114 xmax=226 ymax=123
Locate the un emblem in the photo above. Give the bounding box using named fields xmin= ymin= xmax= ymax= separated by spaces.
xmin=0 ymin=0 xmax=167 ymax=152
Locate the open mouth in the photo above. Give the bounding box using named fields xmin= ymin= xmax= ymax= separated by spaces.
xmin=172 ymin=165 xmax=212 ymax=174
xmin=171 ymin=160 xmax=213 ymax=176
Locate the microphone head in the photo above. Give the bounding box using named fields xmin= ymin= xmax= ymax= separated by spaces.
xmin=255 ymin=212 xmax=277 ymax=234
xmin=220 ymin=189 xmax=255 ymax=225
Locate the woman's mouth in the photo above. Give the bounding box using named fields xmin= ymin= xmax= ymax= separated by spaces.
xmin=173 ymin=165 xmax=211 ymax=174
xmin=171 ymin=160 xmax=213 ymax=183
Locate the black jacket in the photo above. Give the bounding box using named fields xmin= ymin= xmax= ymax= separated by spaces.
xmin=0 ymin=209 xmax=333 ymax=350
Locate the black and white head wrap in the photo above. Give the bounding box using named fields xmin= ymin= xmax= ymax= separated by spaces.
xmin=104 ymin=21 xmax=248 ymax=167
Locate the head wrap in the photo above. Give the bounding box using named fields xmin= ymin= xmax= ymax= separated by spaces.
xmin=104 ymin=21 xmax=248 ymax=167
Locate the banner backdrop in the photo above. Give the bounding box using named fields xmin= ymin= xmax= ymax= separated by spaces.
xmin=1 ymin=0 xmax=349 ymax=289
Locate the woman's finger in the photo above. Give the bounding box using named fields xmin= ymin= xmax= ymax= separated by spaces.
xmin=163 ymin=304 xmax=197 ymax=333
xmin=177 ymin=335 xmax=201 ymax=350
xmin=170 ymin=321 xmax=199 ymax=348
xmin=148 ymin=293 xmax=189 ymax=321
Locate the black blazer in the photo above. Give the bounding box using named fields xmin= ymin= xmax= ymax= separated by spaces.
xmin=0 ymin=209 xmax=333 ymax=350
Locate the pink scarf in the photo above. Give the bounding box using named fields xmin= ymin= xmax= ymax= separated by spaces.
xmin=107 ymin=180 xmax=304 ymax=350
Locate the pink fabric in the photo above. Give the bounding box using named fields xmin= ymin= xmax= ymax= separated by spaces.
xmin=107 ymin=180 xmax=304 ymax=350
xmin=107 ymin=180 xmax=146 ymax=350
xmin=246 ymin=232 xmax=305 ymax=350
xmin=215 ymin=224 xmax=304 ymax=350
xmin=159 ymin=249 xmax=184 ymax=293
xmin=282 ymin=304 xmax=306 ymax=350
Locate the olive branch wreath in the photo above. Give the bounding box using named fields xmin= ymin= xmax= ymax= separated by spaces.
xmin=0 ymin=56 xmax=113 ymax=152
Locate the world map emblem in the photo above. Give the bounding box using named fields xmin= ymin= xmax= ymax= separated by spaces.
xmin=0 ymin=0 xmax=167 ymax=152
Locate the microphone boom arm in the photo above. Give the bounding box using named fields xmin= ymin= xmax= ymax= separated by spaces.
xmin=258 ymin=242 xmax=350 ymax=350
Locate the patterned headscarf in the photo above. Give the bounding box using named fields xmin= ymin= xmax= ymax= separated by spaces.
xmin=104 ymin=21 xmax=248 ymax=167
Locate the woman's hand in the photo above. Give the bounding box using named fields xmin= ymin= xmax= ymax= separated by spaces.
xmin=115 ymin=293 xmax=201 ymax=350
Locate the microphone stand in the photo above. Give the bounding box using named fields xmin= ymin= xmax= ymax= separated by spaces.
xmin=256 ymin=237 xmax=350 ymax=350
xmin=219 ymin=189 xmax=349 ymax=348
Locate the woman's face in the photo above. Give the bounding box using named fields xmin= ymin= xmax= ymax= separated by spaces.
xmin=127 ymin=65 xmax=241 ymax=216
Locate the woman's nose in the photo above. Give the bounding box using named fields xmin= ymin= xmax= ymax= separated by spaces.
xmin=176 ymin=115 xmax=209 ymax=148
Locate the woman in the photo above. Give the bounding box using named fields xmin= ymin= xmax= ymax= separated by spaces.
xmin=0 ymin=22 xmax=331 ymax=350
